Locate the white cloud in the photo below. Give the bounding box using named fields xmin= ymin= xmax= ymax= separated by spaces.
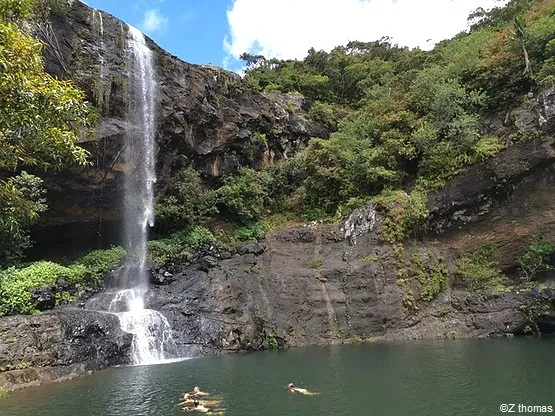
xmin=224 ymin=0 xmax=508 ymax=62
xmin=140 ymin=8 xmax=168 ymax=34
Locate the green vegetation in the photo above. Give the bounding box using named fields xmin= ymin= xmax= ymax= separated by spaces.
xmin=411 ymin=253 xmax=448 ymax=302
xmin=170 ymin=1 xmax=554 ymax=238
xmin=362 ymin=255 xmax=379 ymax=263
xmin=77 ymin=246 xmax=126 ymax=279
xmin=0 ymin=246 xmax=124 ymax=316
xmin=0 ymin=0 xmax=93 ymax=265
xmin=455 ymin=243 xmax=502 ymax=291
xmin=215 ymin=167 xmax=269 ymax=223
xmin=222 ymin=0 xmax=555 ymax=230
xmin=155 ymin=164 xmax=217 ymax=234
xmin=267 ymin=333 xmax=278 ymax=350
xmin=309 ymin=256 xmax=323 ymax=269
xmin=373 ymin=190 xmax=428 ymax=244
xmin=234 ymin=221 xmax=267 ymax=242
xmin=0 ymin=385 xmax=7 ymax=399
xmin=148 ymin=226 xmax=215 ymax=265
xmin=518 ymin=236 xmax=555 ymax=281
xmin=2 ymin=0 xmax=555 ymax=316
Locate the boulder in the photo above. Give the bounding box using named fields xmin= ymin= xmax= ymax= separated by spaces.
xmin=31 ymin=287 xmax=56 ymax=311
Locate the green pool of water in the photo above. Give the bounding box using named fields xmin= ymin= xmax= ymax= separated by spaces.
xmin=1 ymin=337 xmax=554 ymax=416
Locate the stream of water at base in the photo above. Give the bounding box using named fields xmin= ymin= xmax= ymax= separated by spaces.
xmin=1 ymin=337 xmax=554 ymax=416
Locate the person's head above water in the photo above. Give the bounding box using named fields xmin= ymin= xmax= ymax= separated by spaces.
xmin=194 ymin=400 xmax=200 ymax=406
xmin=288 ymin=383 xmax=295 ymax=388
xmin=193 ymin=386 xmax=200 ymax=393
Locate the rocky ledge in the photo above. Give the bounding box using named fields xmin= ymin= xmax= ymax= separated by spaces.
xmin=0 ymin=310 xmax=131 ymax=391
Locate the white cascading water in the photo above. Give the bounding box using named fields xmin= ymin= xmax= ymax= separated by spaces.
xmin=110 ymin=25 xmax=176 ymax=365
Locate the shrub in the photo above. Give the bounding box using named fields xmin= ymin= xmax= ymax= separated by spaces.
xmin=75 ymin=246 xmax=125 ymax=280
xmin=455 ymin=243 xmax=502 ymax=291
xmin=155 ymin=166 xmax=217 ymax=233
xmin=0 ymin=246 xmax=127 ymax=316
xmin=148 ymin=239 xmax=184 ymax=265
xmin=216 ymin=168 xmax=269 ymax=223
xmin=148 ymin=226 xmax=215 ymax=265
xmin=308 ymin=101 xmax=343 ymax=127
xmin=518 ymin=237 xmax=555 ymax=281
xmin=179 ymin=226 xmax=215 ymax=248
xmin=267 ymin=333 xmax=278 ymax=350
xmin=411 ymin=253 xmax=448 ymax=301
xmin=373 ymin=189 xmax=429 ymax=244
xmin=0 ymin=261 xmax=87 ymax=316
xmin=309 ymin=256 xmax=323 ymax=269
xmin=234 ymin=221 xmax=267 ymax=242
xmin=0 ymin=172 xmax=47 ymax=266
xmin=244 ymin=132 xmax=267 ymax=163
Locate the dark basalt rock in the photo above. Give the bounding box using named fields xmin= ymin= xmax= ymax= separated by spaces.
xmin=56 ymin=278 xmax=70 ymax=291
xmin=25 ymin=1 xmax=330 ymax=250
xmin=0 ymin=310 xmax=132 ymax=390
xmin=31 ymin=287 xmax=56 ymax=311
xmin=4 ymin=0 xmax=555 ymax=394
xmin=150 ymin=268 xmax=175 ymax=285
xmin=236 ymin=242 xmax=265 ymax=256
xmin=198 ymin=255 xmax=219 ymax=271
xmin=145 ymin=224 xmax=555 ymax=357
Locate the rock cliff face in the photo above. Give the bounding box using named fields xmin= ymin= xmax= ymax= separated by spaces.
xmin=428 ymin=88 xmax=555 ymax=269
xmin=31 ymin=0 xmax=329 ymax=239
xmin=145 ymin=224 xmax=554 ymax=356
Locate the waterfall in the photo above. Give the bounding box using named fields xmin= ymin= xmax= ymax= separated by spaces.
xmin=85 ymin=25 xmax=177 ymax=365
xmin=115 ymin=26 xmax=176 ymax=365
xmin=122 ymin=26 xmax=156 ymax=295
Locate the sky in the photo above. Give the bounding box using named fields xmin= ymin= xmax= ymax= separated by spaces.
xmin=82 ymin=0 xmax=507 ymax=72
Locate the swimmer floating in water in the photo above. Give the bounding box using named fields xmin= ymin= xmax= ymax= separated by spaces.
xmin=183 ymin=400 xmax=210 ymax=413
xmin=179 ymin=393 xmax=195 ymax=406
xmin=191 ymin=386 xmax=209 ymax=396
xmin=287 ymin=383 xmax=318 ymax=395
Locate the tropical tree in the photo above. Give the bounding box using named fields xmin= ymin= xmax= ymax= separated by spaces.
xmin=0 ymin=0 xmax=93 ymax=264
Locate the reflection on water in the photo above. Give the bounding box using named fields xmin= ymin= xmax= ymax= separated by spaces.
xmin=1 ymin=337 xmax=554 ymax=416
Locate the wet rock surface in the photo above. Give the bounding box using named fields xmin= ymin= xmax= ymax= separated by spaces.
xmin=0 ymin=309 xmax=132 ymax=390
xmin=2 ymin=223 xmax=554 ymax=391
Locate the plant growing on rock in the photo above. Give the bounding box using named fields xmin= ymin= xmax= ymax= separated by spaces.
xmin=373 ymin=189 xmax=429 ymax=244
xmin=267 ymin=333 xmax=278 ymax=350
xmin=518 ymin=236 xmax=555 ymax=281
xmin=411 ymin=252 xmax=448 ymax=302
xmin=309 ymin=256 xmax=323 ymax=269
xmin=148 ymin=226 xmax=215 ymax=265
xmin=234 ymin=221 xmax=267 ymax=242
xmin=155 ymin=166 xmax=217 ymax=233
xmin=0 ymin=247 xmax=126 ymax=316
xmin=0 ymin=262 xmax=86 ymax=315
xmin=455 ymin=242 xmax=502 ymax=291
